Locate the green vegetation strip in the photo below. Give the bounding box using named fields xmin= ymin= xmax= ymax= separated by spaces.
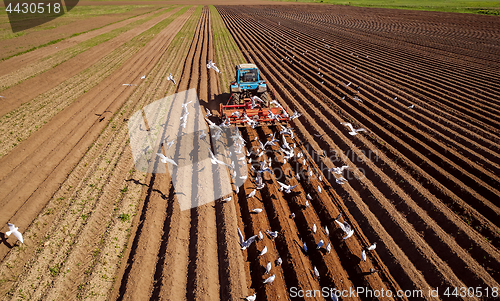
xmin=270 ymin=0 xmax=500 ymax=15
xmin=0 ymin=6 xmax=162 ymax=61
xmin=0 ymin=7 xmax=175 ymax=92
xmin=0 ymin=6 xmax=190 ymax=158
xmin=209 ymin=5 xmax=245 ymax=94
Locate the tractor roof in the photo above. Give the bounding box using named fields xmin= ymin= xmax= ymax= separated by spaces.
xmin=237 ymin=63 xmax=258 ymax=69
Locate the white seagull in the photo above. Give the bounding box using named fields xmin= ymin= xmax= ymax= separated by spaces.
xmin=313 ymin=266 xmax=320 ymax=279
xmin=6 ymin=223 xmax=23 ymax=243
xmin=247 ymin=189 xmax=257 ymax=199
xmin=326 ymin=242 xmax=331 ymax=253
xmin=336 ymin=177 xmax=348 ymax=184
xmin=245 ymin=293 xmax=256 ymax=301
xmin=407 ymin=104 xmax=414 ymax=109
xmin=266 ymin=262 xmax=272 ymax=274
xmin=316 ymin=239 xmax=324 ymax=249
xmin=276 ymin=181 xmax=297 ymax=193
xmin=340 ymin=122 xmax=367 ymax=136
xmin=258 ymin=231 xmax=263 ymax=241
xmin=330 ymin=165 xmax=349 ymax=174
xmin=205 ymin=108 xmax=213 ymax=117
xmin=277 ymin=257 xmax=283 ymax=265
xmin=238 ymin=228 xmax=258 ymax=250
xmin=303 ymin=242 xmax=308 ymax=253
xmin=207 ymin=59 xmax=221 ymax=73
xmin=252 ymin=208 xmax=262 ymax=213
xmin=156 ymin=153 xmax=178 ymax=166
xmin=122 ymin=84 xmax=137 ymax=86
xmin=312 ymin=224 xmax=317 ymax=234
xmin=167 ymin=73 xmax=176 ymax=85
xmin=222 ymin=196 xmax=232 ymax=203
xmin=263 ymin=274 xmax=275 ymax=284
xmin=259 ymin=246 xmax=267 ymax=256
xmin=367 ymin=242 xmax=377 ymax=251
xmin=361 ymin=250 xmax=367 ymax=262
xmin=140 ymin=75 xmax=146 ymax=79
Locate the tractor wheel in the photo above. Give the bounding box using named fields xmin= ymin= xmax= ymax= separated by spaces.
xmin=232 ymin=93 xmax=240 ymax=104
xmin=259 ymin=91 xmax=268 ymax=107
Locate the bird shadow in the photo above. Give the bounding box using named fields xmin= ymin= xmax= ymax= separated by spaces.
xmin=0 ymin=232 xmax=13 ymax=249
xmin=125 ymin=178 xmax=169 ymax=199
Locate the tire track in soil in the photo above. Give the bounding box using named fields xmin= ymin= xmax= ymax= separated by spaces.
xmin=218 ymin=4 xmax=500 ymax=298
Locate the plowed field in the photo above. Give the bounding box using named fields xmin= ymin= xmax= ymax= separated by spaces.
xmin=0 ymin=3 xmax=499 ymax=301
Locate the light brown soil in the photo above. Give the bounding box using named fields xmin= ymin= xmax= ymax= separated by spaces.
xmin=0 ymin=2 xmax=499 ymax=301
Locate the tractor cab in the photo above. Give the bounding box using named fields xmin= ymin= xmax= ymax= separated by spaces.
xmin=230 ymin=64 xmax=268 ymax=105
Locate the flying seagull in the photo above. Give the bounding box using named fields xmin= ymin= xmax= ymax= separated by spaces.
xmin=238 ymin=228 xmax=257 ymax=250
xmin=330 ymin=165 xmax=349 ymax=174
xmin=6 ymin=223 xmax=23 ymax=243
xmin=340 ymin=122 xmax=367 ymax=136
xmin=156 ymin=153 xmax=178 ymax=166
xmin=167 ymin=73 xmax=176 ymax=85
xmin=207 ymin=59 xmax=221 ymax=73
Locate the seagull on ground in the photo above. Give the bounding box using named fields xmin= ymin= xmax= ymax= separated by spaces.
xmin=316 ymin=239 xmax=324 ymax=249
xmin=340 ymin=122 xmax=367 ymax=136
xmin=326 ymin=242 xmax=331 ymax=253
xmin=313 ymin=266 xmax=320 ymax=279
xmin=259 ymin=246 xmax=268 ymax=256
xmin=222 ymin=196 xmax=232 ymax=203
xmin=258 ymin=231 xmax=264 ymax=241
xmin=361 ymin=250 xmax=367 ymax=262
xmin=167 ymin=73 xmax=176 ymax=85
xmin=312 ymin=224 xmax=317 ymax=234
xmin=325 ymin=226 xmax=330 ymax=236
xmin=407 ymin=104 xmax=414 ymax=109
xmin=303 ymin=242 xmax=308 ymax=253
xmin=122 ymin=84 xmax=137 ymax=86
xmin=245 ymin=293 xmax=256 ymax=301
xmin=277 ymin=257 xmax=283 ymax=265
xmin=6 ymin=223 xmax=23 ymax=243
xmin=305 ymin=200 xmax=310 ymax=208
xmin=266 ymin=262 xmax=272 ymax=274
xmin=367 ymin=242 xmax=377 ymax=251
xmin=263 ymin=274 xmax=275 ymax=284
xmin=247 ymin=188 xmax=257 ymax=198
xmin=156 ymin=153 xmax=178 ymax=166
xmin=140 ymin=75 xmax=146 ymax=79
xmin=317 ymin=186 xmax=322 ymax=193
xmin=252 ymin=208 xmax=262 ymax=213
xmin=266 ymin=230 xmax=278 ymax=239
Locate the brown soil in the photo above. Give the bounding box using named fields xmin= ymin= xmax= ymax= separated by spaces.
xmin=0 ymin=3 xmax=499 ymax=301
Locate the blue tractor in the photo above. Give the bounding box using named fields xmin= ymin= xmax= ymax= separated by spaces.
xmin=230 ymin=63 xmax=268 ymax=106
